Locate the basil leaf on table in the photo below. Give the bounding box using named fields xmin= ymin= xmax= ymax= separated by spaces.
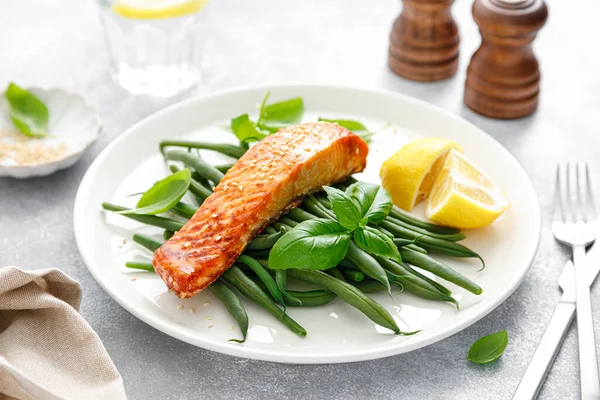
xmin=258 ymin=97 xmax=304 ymax=132
xmin=346 ymin=182 xmax=393 ymax=223
xmin=231 ymin=113 xmax=266 ymax=143
xmin=4 ymin=82 xmax=49 ymax=138
xmin=354 ymin=226 xmax=402 ymax=263
xmin=117 ymin=168 xmax=191 ymax=215
xmin=468 ymin=330 xmax=508 ymax=364
xmin=323 ymin=186 xmax=362 ymax=230
xmin=318 ymin=118 xmax=369 ymax=136
xmin=268 ymin=219 xmax=351 ymax=271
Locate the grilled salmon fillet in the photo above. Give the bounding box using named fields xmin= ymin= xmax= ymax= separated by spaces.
xmin=153 ymin=122 xmax=369 ymax=298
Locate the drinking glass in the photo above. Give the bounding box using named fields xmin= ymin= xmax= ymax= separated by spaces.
xmin=96 ymin=0 xmax=210 ymax=97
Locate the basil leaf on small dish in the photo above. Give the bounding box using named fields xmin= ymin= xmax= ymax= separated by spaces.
xmin=354 ymin=226 xmax=402 ymax=263
xmin=346 ymin=182 xmax=393 ymax=223
xmin=4 ymin=82 xmax=49 ymax=138
xmin=268 ymin=219 xmax=351 ymax=271
xmin=468 ymin=330 xmax=508 ymax=364
xmin=231 ymin=113 xmax=266 ymax=143
xmin=323 ymin=186 xmax=362 ymax=230
xmin=116 ymin=168 xmax=191 ymax=215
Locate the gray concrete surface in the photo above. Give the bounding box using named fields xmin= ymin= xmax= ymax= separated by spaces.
xmin=1 ymin=0 xmax=599 ymax=398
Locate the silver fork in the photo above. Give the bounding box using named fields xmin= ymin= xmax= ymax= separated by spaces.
xmin=553 ymin=163 xmax=600 ymax=399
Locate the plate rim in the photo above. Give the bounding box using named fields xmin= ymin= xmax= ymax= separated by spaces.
xmin=73 ymin=82 xmax=541 ymax=364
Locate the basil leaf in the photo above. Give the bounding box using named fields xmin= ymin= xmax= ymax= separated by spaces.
xmin=268 ymin=219 xmax=351 ymax=271
xmin=354 ymin=226 xmax=402 ymax=263
xmin=323 ymin=186 xmax=362 ymax=230
xmin=4 ymin=83 xmax=49 ymax=138
xmin=318 ymin=118 xmax=369 ymax=136
xmin=468 ymin=330 xmax=508 ymax=364
xmin=346 ymin=182 xmax=393 ymax=223
xmin=231 ymin=113 xmax=266 ymax=143
xmin=259 ymin=97 xmax=304 ymax=132
xmin=117 ymin=169 xmax=191 ymax=215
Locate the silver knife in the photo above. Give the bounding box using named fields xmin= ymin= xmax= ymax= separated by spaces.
xmin=513 ymin=246 xmax=600 ymax=400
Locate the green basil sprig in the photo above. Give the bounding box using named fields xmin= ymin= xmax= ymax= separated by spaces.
xmin=231 ymin=92 xmax=304 ymax=144
xmin=117 ymin=168 xmax=191 ymax=215
xmin=269 ymin=182 xmax=401 ymax=270
xmin=4 ymin=83 xmax=49 ymax=138
xmin=468 ymin=330 xmax=508 ymax=364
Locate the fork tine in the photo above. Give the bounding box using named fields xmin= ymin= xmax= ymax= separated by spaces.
xmin=553 ymin=164 xmax=564 ymax=223
xmin=565 ymin=163 xmax=574 ymax=223
xmin=585 ymin=163 xmax=597 ymax=221
xmin=575 ymin=163 xmax=584 ymax=222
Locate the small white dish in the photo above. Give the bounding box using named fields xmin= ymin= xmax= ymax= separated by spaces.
xmin=0 ymin=86 xmax=102 ymax=178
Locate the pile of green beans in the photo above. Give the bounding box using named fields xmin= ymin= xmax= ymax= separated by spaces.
xmin=103 ymin=140 xmax=485 ymax=339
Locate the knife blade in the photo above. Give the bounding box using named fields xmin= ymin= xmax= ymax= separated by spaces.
xmin=513 ymin=244 xmax=600 ymax=400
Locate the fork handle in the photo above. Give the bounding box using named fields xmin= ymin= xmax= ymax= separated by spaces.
xmin=513 ymin=300 xmax=576 ymax=400
xmin=573 ymin=244 xmax=600 ymax=400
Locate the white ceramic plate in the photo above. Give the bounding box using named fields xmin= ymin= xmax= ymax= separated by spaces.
xmin=74 ymin=84 xmax=540 ymax=364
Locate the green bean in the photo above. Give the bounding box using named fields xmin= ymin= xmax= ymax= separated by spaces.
xmin=236 ymin=255 xmax=285 ymax=307
xmin=164 ymin=230 xmax=175 ymax=240
xmin=327 ymin=267 xmax=345 ymax=281
xmin=102 ymin=202 xmax=185 ymax=231
xmin=251 ymin=275 xmax=335 ymax=307
xmin=283 ymin=289 xmax=336 ymax=307
xmin=160 ymin=140 xmax=246 ymax=159
xmin=401 ymin=263 xmax=452 ymax=296
xmin=171 ymin=202 xmax=198 ymax=219
xmin=341 ymin=268 xmax=365 ymax=282
xmin=222 ymin=266 xmax=306 ymax=336
xmin=393 ymin=236 xmax=483 ymax=265
xmin=132 ymin=233 xmax=162 ymax=252
xmin=348 ymin=279 xmax=388 ymax=293
xmin=169 ymin=164 xmax=212 ymax=200
xmin=399 ymin=247 xmax=482 ymax=295
xmin=165 ymin=150 xmax=225 ymax=184
xmin=286 ymin=207 xmax=318 ymax=222
xmin=275 ymin=270 xmax=303 ymax=306
xmin=125 ymin=261 xmax=154 ymax=272
xmin=389 ymin=207 xmax=461 ymax=235
xmin=208 ymin=279 xmax=249 ymax=343
xmin=376 ymin=257 xmax=450 ymax=296
xmin=346 ymin=242 xmax=391 ymax=293
xmin=400 ymin=279 xmax=459 ymax=308
xmin=278 ymin=217 xmax=298 ymax=227
xmin=380 ymin=219 xmax=466 ymax=242
xmin=287 ymin=269 xmax=404 ymax=334
xmin=406 ymin=244 xmax=427 ymax=254
xmin=302 ymin=197 xmax=335 ymax=220
xmin=247 ymin=231 xmax=283 ymax=250
xmin=265 ymin=226 xmax=277 ymax=234
xmin=243 ymin=249 xmax=271 ymax=259
xmin=215 ymin=163 xmax=235 ymax=173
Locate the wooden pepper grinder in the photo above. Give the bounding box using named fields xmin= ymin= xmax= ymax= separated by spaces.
xmin=388 ymin=0 xmax=460 ymax=82
xmin=464 ymin=0 xmax=548 ymax=119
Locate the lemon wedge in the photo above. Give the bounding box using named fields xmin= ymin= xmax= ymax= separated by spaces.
xmin=113 ymin=0 xmax=209 ymax=19
xmin=425 ymin=150 xmax=509 ymax=229
xmin=380 ymin=137 xmax=462 ymax=211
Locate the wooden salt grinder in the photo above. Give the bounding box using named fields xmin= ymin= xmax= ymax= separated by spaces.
xmin=464 ymin=0 xmax=548 ymax=119
xmin=388 ymin=0 xmax=459 ymax=82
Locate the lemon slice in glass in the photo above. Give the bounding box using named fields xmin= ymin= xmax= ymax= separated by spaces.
xmin=113 ymin=0 xmax=210 ymax=19
xmin=380 ymin=137 xmax=462 ymax=211
xmin=425 ymin=150 xmax=510 ymax=229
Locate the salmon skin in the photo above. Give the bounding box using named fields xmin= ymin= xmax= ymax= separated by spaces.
xmin=153 ymin=122 xmax=369 ymax=298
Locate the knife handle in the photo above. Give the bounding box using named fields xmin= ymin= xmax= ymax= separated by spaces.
xmin=573 ymin=244 xmax=600 ymax=399
xmin=513 ymin=300 xmax=576 ymax=400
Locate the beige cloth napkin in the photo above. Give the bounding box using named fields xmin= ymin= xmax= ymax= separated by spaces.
xmin=0 ymin=266 xmax=127 ymax=400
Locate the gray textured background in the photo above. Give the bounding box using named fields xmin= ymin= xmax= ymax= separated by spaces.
xmin=1 ymin=0 xmax=599 ymax=399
